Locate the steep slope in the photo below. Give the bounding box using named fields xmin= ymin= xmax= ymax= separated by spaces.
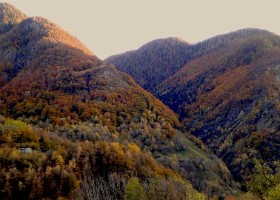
xmin=0 ymin=3 xmax=236 ymax=198
xmin=0 ymin=16 xmax=95 ymax=88
xmin=107 ymin=28 xmax=280 ymax=187
xmin=156 ymin=29 xmax=280 ymax=183
xmin=0 ymin=13 xmax=181 ymax=144
xmin=105 ymin=37 xmax=191 ymax=91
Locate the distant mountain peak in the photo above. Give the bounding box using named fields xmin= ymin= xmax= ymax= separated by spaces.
xmin=0 ymin=3 xmax=27 ymax=33
xmin=106 ymin=37 xmax=192 ymax=91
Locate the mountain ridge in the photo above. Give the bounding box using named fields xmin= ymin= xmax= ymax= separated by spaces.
xmin=105 ymin=37 xmax=192 ymax=91
xmin=106 ymin=28 xmax=280 ymax=187
xmin=106 ymin=28 xmax=277 ymax=92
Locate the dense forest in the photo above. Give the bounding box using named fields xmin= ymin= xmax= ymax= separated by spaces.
xmin=1 ymin=2 xmax=279 ymax=199
xmin=0 ymin=116 xmax=207 ymax=200
xmin=0 ymin=3 xmax=255 ymax=199
xmin=107 ymin=29 xmax=280 ymax=198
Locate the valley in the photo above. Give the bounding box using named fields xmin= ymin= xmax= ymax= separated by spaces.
xmin=0 ymin=2 xmax=279 ymax=200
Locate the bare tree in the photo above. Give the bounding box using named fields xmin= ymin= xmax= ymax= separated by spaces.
xmin=73 ymin=172 xmax=126 ymax=200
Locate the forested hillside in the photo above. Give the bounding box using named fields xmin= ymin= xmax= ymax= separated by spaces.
xmin=0 ymin=116 xmax=207 ymax=200
xmin=156 ymin=29 xmax=280 ymax=184
xmin=106 ymin=37 xmax=191 ymax=91
xmin=107 ymin=28 xmax=280 ymax=192
xmin=0 ymin=3 xmax=239 ymax=199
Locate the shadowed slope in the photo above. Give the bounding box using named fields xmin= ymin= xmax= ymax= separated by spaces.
xmin=106 ymin=37 xmax=191 ymax=91
xmin=107 ymin=28 xmax=280 ymax=186
xmin=156 ymin=29 xmax=280 ymax=183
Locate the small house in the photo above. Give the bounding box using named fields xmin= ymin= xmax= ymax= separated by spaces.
xmin=18 ymin=148 xmax=32 ymax=154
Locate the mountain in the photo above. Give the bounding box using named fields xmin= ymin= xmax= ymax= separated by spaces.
xmin=157 ymin=29 xmax=280 ymax=183
xmin=0 ymin=15 xmax=96 ymax=88
xmin=105 ymin=32 xmax=255 ymax=92
xmin=0 ymin=3 xmax=237 ymax=199
xmin=105 ymin=37 xmax=191 ymax=91
xmin=107 ymin=28 xmax=280 ymax=186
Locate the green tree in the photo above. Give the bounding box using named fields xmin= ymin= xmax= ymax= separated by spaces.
xmin=247 ymin=159 xmax=279 ymax=200
xmin=265 ymin=184 xmax=280 ymax=200
xmin=124 ymin=177 xmax=147 ymax=200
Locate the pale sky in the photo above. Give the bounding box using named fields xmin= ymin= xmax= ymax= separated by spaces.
xmin=2 ymin=0 xmax=280 ymax=59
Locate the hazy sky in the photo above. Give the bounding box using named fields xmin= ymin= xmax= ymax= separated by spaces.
xmin=3 ymin=0 xmax=280 ymax=59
